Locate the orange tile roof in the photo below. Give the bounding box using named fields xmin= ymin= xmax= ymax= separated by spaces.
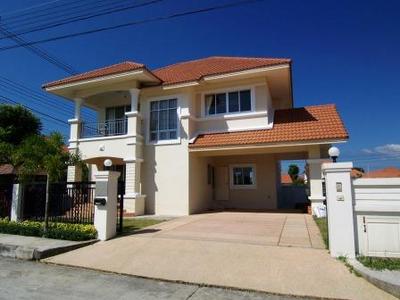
xmin=152 ymin=56 xmax=291 ymax=86
xmin=0 ymin=164 xmax=15 ymax=175
xmin=43 ymin=56 xmax=290 ymax=88
xmin=190 ymin=104 xmax=348 ymax=148
xmin=43 ymin=61 xmax=146 ymax=88
xmin=365 ymin=167 xmax=400 ymax=178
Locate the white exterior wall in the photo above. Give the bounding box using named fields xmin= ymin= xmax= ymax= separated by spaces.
xmin=141 ymin=92 xmax=191 ymax=215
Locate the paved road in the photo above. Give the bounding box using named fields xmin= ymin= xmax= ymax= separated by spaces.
xmin=0 ymin=258 xmax=304 ymax=300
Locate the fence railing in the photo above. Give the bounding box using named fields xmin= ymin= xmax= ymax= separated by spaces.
xmin=80 ymin=119 xmax=127 ymax=138
xmin=0 ymin=184 xmax=12 ymax=218
xmin=23 ymin=182 xmax=96 ymax=224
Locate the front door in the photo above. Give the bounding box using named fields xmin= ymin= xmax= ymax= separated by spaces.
xmin=215 ymin=166 xmax=229 ymax=201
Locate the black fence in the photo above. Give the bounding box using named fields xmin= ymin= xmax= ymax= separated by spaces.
xmin=0 ymin=184 xmax=12 ymax=218
xmin=23 ymin=182 xmax=96 ymax=224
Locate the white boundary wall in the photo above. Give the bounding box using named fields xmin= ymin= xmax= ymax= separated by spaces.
xmin=322 ymin=163 xmax=400 ymax=258
xmin=353 ymin=178 xmax=400 ymax=258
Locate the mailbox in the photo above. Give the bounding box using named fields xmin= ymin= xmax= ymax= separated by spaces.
xmin=94 ymin=198 xmax=106 ymax=206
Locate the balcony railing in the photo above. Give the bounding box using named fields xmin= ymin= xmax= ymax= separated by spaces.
xmin=80 ymin=119 xmax=127 ymax=138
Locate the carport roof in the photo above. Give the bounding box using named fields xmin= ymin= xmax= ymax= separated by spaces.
xmin=190 ymin=104 xmax=348 ymax=148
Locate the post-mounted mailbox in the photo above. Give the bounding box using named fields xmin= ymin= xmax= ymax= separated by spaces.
xmin=94 ymin=198 xmax=106 ymax=206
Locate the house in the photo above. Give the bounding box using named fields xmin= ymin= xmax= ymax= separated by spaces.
xmin=42 ymin=56 xmax=348 ymax=216
xmin=365 ymin=166 xmax=400 ymax=178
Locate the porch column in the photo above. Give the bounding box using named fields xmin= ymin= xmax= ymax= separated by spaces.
xmin=123 ymin=88 xmax=145 ymax=215
xmin=67 ymin=98 xmax=83 ymax=182
xmin=307 ymin=146 xmax=325 ymax=215
xmin=67 ymin=165 xmax=82 ymax=182
xmin=123 ymin=158 xmax=145 ymax=215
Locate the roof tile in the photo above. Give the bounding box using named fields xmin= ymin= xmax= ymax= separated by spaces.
xmin=190 ymin=104 xmax=348 ymax=148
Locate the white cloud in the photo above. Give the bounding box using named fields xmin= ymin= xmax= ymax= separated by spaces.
xmin=362 ymin=148 xmax=374 ymax=154
xmin=362 ymin=144 xmax=400 ymax=156
xmin=375 ymin=144 xmax=400 ymax=156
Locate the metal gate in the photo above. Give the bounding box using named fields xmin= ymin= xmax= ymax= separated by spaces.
xmin=116 ymin=181 xmax=125 ymax=233
xmin=0 ymin=184 xmax=12 ymax=218
xmin=23 ymin=182 xmax=96 ymax=224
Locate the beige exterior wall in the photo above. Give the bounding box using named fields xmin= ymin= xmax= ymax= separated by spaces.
xmin=188 ymin=153 xmax=279 ymax=211
xmin=189 ymin=155 xmax=214 ymax=214
xmin=140 ymin=91 xmax=191 ymax=215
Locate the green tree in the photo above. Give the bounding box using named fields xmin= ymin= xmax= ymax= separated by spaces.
xmin=12 ymin=132 xmax=82 ymax=232
xmin=0 ymin=104 xmax=42 ymax=164
xmin=288 ymin=164 xmax=300 ymax=182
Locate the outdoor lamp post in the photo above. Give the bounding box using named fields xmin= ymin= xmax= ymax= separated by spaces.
xmin=104 ymin=159 xmax=113 ymax=171
xmin=328 ymin=146 xmax=340 ymax=163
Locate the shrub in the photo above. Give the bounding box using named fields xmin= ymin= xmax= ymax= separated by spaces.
xmin=0 ymin=218 xmax=97 ymax=241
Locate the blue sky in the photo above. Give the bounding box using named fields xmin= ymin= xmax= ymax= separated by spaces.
xmin=0 ymin=0 xmax=399 ymax=171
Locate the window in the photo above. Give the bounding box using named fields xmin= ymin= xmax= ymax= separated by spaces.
xmin=231 ymin=165 xmax=256 ymax=188
xmin=205 ymin=89 xmax=251 ymax=115
xmin=150 ymin=99 xmax=178 ymax=142
xmin=105 ymin=105 xmax=131 ymax=121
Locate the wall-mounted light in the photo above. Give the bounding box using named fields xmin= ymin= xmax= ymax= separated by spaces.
xmin=104 ymin=159 xmax=113 ymax=171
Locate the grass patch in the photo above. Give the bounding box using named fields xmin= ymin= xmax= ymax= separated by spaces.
xmin=122 ymin=218 xmax=165 ymax=233
xmin=357 ymin=256 xmax=400 ymax=271
xmin=313 ymin=216 xmax=328 ymax=249
xmin=0 ymin=218 xmax=97 ymax=241
xmin=338 ymin=256 xmax=361 ymax=277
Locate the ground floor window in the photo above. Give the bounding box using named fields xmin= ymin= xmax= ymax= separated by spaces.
xmin=230 ymin=164 xmax=256 ymax=189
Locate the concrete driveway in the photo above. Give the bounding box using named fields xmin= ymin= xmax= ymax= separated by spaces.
xmin=45 ymin=212 xmax=396 ymax=300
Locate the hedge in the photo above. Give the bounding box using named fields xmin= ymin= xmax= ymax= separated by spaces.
xmin=0 ymin=218 xmax=97 ymax=241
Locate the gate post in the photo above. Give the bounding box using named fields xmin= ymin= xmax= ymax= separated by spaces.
xmin=322 ymin=162 xmax=356 ymax=258
xmin=11 ymin=183 xmax=23 ymax=221
xmin=94 ymin=171 xmax=120 ymax=241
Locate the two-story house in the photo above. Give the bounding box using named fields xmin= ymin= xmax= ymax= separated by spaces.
xmin=43 ymin=56 xmax=348 ymax=216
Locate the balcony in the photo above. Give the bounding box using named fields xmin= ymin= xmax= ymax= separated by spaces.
xmin=80 ymin=119 xmax=127 ymax=138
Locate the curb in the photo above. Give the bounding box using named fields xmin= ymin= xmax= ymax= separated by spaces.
xmin=349 ymin=259 xmax=400 ymax=299
xmin=0 ymin=239 xmax=97 ymax=260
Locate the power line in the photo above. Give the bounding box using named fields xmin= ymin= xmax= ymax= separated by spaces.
xmin=0 ymin=79 xmax=96 ymax=122
xmin=0 ymin=0 xmax=65 ymax=18
xmin=0 ymin=0 xmax=163 ymax=42
xmin=0 ymin=24 xmax=78 ymax=74
xmin=2 ymin=0 xmax=134 ymax=26
xmin=0 ymin=95 xmax=68 ymax=126
xmin=0 ymin=0 xmax=264 ymax=52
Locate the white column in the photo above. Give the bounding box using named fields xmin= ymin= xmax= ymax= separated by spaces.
xmin=124 ymin=159 xmax=145 ymax=215
xmin=10 ymin=183 xmax=23 ymax=222
xmin=322 ymin=162 xmax=356 ymax=258
xmin=307 ymin=159 xmax=325 ymax=214
xmin=307 ymin=146 xmax=325 ymax=215
xmin=74 ymin=97 xmax=83 ymax=120
xmin=67 ymin=165 xmax=82 ymax=182
xmin=123 ymin=88 xmax=145 ymax=215
xmin=94 ymin=171 xmax=120 ymax=241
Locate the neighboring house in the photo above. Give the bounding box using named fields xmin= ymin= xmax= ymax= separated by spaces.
xmin=365 ymin=167 xmax=400 ymax=178
xmin=42 ymin=56 xmax=348 ymax=215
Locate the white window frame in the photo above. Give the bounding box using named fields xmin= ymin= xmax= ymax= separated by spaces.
xmin=202 ymin=86 xmax=255 ymax=118
xmin=229 ymin=164 xmax=257 ymax=189
xmin=146 ymin=95 xmax=181 ymax=145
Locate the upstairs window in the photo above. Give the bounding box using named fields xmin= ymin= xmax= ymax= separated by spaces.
xmin=205 ymin=89 xmax=251 ymax=116
xmin=150 ymin=99 xmax=178 ymax=142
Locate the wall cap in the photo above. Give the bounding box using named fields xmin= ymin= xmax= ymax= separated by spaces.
xmin=322 ymin=162 xmax=353 ymax=173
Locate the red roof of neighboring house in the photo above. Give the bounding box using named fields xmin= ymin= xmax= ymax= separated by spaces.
xmin=43 ymin=61 xmax=146 ymax=88
xmin=365 ymin=167 xmax=400 ymax=178
xmin=281 ymin=174 xmax=292 ymax=184
xmin=0 ymin=164 xmax=15 ymax=175
xmin=152 ymin=56 xmax=291 ymax=86
xmin=190 ymin=104 xmax=348 ymax=148
xmin=43 ymin=56 xmax=291 ymax=88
